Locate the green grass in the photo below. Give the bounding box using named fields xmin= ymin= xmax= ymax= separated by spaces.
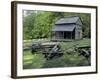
xmin=23 ymin=51 xmax=46 ymax=69
xmin=60 ymin=38 xmax=90 ymax=49
xmin=23 ymin=38 xmax=91 ymax=69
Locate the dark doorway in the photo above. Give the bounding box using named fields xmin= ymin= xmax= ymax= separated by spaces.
xmin=64 ymin=32 xmax=71 ymax=39
xmin=72 ymin=29 xmax=75 ymax=39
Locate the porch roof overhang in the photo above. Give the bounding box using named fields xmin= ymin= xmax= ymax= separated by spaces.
xmin=52 ymin=25 xmax=75 ymax=32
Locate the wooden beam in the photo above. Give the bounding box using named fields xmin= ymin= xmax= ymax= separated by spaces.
xmin=63 ymin=32 xmax=64 ymax=39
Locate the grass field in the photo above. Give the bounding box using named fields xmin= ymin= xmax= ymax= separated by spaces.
xmin=23 ymin=38 xmax=91 ymax=69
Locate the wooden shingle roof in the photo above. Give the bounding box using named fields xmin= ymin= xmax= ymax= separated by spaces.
xmin=52 ymin=24 xmax=75 ymax=31
xmin=55 ymin=16 xmax=80 ymax=25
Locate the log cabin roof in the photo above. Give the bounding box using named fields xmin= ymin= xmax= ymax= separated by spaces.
xmin=52 ymin=24 xmax=75 ymax=31
xmin=55 ymin=16 xmax=80 ymax=25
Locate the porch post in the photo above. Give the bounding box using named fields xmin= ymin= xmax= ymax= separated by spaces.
xmin=63 ymin=31 xmax=64 ymax=39
xmin=71 ymin=32 xmax=72 ymax=39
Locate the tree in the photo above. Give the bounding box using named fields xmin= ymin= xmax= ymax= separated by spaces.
xmin=23 ymin=11 xmax=36 ymax=39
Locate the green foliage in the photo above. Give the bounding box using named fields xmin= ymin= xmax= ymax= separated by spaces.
xmin=32 ymin=12 xmax=54 ymax=38
xmin=23 ymin=13 xmax=36 ymax=39
xmin=23 ymin=11 xmax=91 ymax=40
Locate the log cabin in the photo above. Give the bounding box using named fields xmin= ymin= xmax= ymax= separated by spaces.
xmin=52 ymin=16 xmax=83 ymax=41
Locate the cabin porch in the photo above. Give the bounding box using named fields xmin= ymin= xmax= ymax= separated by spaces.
xmin=52 ymin=29 xmax=75 ymax=41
